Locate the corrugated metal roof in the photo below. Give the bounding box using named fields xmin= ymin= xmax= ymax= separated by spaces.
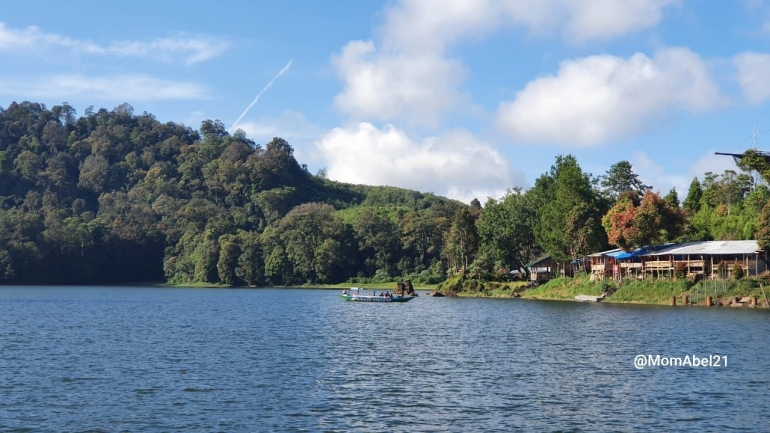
xmin=609 ymin=244 xmax=674 ymax=259
xmin=588 ymin=248 xmax=622 ymax=257
xmin=646 ymin=240 xmax=761 ymax=256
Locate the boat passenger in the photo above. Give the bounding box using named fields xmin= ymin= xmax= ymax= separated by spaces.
xmin=342 ymin=289 xmax=349 ymax=296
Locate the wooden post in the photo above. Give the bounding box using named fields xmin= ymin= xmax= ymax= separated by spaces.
xmin=682 ymin=295 xmax=689 ymax=305
xmin=706 ymin=296 xmax=713 ymax=307
xmin=750 ymin=297 xmax=757 ymax=307
xmin=670 ymin=296 xmax=676 ymax=306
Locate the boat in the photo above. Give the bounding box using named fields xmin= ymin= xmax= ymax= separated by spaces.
xmin=340 ymin=287 xmax=415 ymax=303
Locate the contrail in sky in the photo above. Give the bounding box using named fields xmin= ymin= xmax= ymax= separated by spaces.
xmin=230 ymin=59 xmax=294 ymax=131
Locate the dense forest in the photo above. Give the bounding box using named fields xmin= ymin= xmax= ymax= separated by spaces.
xmin=1 ymin=101 xmax=769 ymax=286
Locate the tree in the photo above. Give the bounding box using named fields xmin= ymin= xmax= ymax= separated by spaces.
xmin=475 ymin=188 xmax=537 ymax=275
xmin=533 ymin=155 xmax=605 ymax=262
xmin=235 ymin=231 xmax=264 ymax=286
xmin=663 ymin=188 xmax=679 ymax=209
xmin=602 ymin=190 xmax=687 ymax=250
xmin=443 ymin=208 xmax=478 ymax=274
xmin=353 ymin=209 xmax=400 ymax=276
xmin=600 ymin=160 xmax=651 ymax=202
xmin=683 ymin=177 xmax=702 ymax=213
xmin=737 ymin=149 xmax=770 ymax=184
xmin=602 ymin=199 xmax=638 ymax=251
xmin=273 ymin=203 xmax=349 ymax=284
xmin=701 ymin=170 xmax=752 ymax=215
xmin=217 ymin=234 xmax=242 ymax=286
xmin=757 ymin=203 xmax=770 ymax=251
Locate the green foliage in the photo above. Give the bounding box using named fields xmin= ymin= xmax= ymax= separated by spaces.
xmin=737 ymin=149 xmax=770 ymax=184
xmin=732 ymin=264 xmax=744 ymax=280
xmin=0 ymin=101 xmax=463 ymax=286
xmin=683 ymin=177 xmax=702 ymax=213
xmin=758 ymin=203 xmax=770 ymax=251
xmin=3 ymin=101 xmax=769 ymax=289
xmin=532 ymin=155 xmax=605 ymax=262
xmin=475 ymin=188 xmax=537 ymax=275
xmin=600 ymin=160 xmax=650 ymax=201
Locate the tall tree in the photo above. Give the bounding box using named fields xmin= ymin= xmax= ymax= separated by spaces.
xmin=600 ymin=160 xmax=651 ymax=202
xmin=602 ymin=190 xmax=687 ymax=250
xmin=475 ymin=188 xmax=537 ymax=275
xmin=443 ymin=208 xmax=478 ymax=274
xmin=757 ymin=203 xmax=770 ymax=251
xmin=683 ymin=177 xmax=702 ymax=213
xmin=533 ymin=155 xmax=605 ymax=262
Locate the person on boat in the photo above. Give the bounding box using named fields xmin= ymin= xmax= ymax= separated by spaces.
xmin=342 ymin=289 xmax=348 ymax=296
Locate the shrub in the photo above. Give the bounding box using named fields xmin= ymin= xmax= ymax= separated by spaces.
xmin=732 ymin=264 xmax=744 ymax=280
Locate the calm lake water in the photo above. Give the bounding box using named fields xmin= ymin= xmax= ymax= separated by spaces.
xmin=0 ymin=286 xmax=769 ymax=432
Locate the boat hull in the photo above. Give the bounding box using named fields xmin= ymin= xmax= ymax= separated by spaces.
xmin=340 ymin=295 xmax=414 ymax=303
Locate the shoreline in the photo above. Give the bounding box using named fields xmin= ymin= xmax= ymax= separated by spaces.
xmin=434 ymin=275 xmax=770 ymax=308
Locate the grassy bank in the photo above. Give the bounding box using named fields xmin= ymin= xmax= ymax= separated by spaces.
xmin=435 ymin=275 xmax=529 ymax=297
xmin=520 ymin=276 xmax=605 ymax=300
xmin=436 ymin=273 xmax=770 ymax=307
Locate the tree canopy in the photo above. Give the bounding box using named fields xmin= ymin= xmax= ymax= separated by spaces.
xmin=2 ymin=100 xmax=769 ymax=286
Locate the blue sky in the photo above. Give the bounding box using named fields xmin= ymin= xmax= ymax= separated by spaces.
xmin=2 ymin=1 xmax=770 ymax=203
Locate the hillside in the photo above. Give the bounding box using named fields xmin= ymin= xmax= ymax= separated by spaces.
xmin=0 ymin=101 xmax=465 ymax=285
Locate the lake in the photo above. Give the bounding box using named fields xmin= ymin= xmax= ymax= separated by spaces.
xmin=0 ymin=286 xmax=768 ymax=432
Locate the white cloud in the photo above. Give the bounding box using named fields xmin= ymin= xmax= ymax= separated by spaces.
xmin=734 ymin=52 xmax=770 ymax=104
xmin=381 ymin=0 xmax=677 ymax=51
xmin=315 ymin=122 xmax=521 ymax=203
xmin=496 ymin=48 xmax=724 ymax=146
xmin=0 ymin=22 xmax=228 ymax=64
xmin=0 ymin=74 xmax=208 ymax=101
xmin=332 ymin=41 xmax=465 ymax=128
xmin=106 ymin=35 xmax=230 ymax=65
xmin=556 ymin=0 xmax=677 ymax=42
xmin=333 ymin=0 xmax=676 ymax=127
xmin=236 ymin=110 xmax=322 ymax=143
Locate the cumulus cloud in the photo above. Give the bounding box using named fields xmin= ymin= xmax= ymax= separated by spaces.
xmin=333 ymin=0 xmax=676 ymax=127
xmin=332 ymin=41 xmax=465 ymax=128
xmin=0 ymin=22 xmax=228 ymax=64
xmin=0 ymin=74 xmax=208 ymax=101
xmin=315 ymin=122 xmax=522 ymax=203
xmin=734 ymin=52 xmax=770 ymax=104
xmin=496 ymin=48 xmax=724 ymax=146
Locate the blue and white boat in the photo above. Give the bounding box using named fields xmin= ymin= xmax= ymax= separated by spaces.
xmin=340 ymin=287 xmax=415 ymax=303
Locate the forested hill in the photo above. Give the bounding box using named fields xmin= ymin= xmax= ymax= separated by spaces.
xmin=0 ymin=101 xmax=467 ymax=285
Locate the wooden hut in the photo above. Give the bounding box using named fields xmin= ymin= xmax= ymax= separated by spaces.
xmin=640 ymin=240 xmax=767 ymax=280
xmin=588 ymin=248 xmax=622 ymax=281
xmin=525 ymin=254 xmax=575 ymax=284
